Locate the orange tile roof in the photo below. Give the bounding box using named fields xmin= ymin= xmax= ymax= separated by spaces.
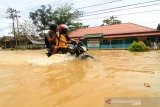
xmin=69 ymin=23 xmax=158 ymax=38
xmin=104 ymin=32 xmax=160 ymax=38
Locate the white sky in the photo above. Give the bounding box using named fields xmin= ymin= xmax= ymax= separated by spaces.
xmin=0 ymin=0 xmax=160 ymax=36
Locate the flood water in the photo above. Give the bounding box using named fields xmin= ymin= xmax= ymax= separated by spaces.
xmin=0 ymin=50 xmax=160 ymax=107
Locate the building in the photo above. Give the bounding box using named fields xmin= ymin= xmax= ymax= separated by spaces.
xmin=0 ymin=36 xmax=15 ymax=49
xmin=69 ymin=23 xmax=160 ymax=49
xmin=0 ymin=35 xmax=45 ymax=49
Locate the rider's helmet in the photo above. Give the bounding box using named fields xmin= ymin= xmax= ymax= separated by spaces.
xmin=58 ymin=24 xmax=69 ymax=34
xmin=48 ymin=21 xmax=58 ymax=32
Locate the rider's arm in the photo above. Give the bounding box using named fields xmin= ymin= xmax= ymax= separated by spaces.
xmin=65 ymin=35 xmax=77 ymax=44
xmin=47 ymin=36 xmax=55 ymax=42
xmin=47 ymin=32 xmax=55 ymax=42
xmin=59 ymin=38 xmax=66 ymax=43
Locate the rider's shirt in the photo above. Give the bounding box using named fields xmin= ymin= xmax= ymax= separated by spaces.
xmin=47 ymin=31 xmax=56 ymax=45
xmin=56 ymin=34 xmax=67 ymax=48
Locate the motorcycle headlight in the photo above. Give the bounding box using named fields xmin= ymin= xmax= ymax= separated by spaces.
xmin=69 ymin=45 xmax=74 ymax=49
xmin=81 ymin=46 xmax=87 ymax=52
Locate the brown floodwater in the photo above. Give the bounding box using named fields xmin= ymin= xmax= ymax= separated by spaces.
xmin=0 ymin=50 xmax=160 ymax=107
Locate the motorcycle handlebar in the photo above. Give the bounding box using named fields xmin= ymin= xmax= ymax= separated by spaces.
xmin=71 ymin=41 xmax=78 ymax=45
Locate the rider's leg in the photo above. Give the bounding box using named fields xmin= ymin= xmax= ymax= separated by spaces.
xmin=52 ymin=46 xmax=58 ymax=54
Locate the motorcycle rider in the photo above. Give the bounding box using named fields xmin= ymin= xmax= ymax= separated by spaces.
xmin=45 ymin=21 xmax=58 ymax=56
xmin=55 ymin=24 xmax=77 ymax=54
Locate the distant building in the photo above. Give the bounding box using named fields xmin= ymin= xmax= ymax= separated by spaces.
xmin=0 ymin=36 xmax=15 ymax=49
xmin=0 ymin=35 xmax=45 ymax=49
xmin=69 ymin=23 xmax=160 ymax=49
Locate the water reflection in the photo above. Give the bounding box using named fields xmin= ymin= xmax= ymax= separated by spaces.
xmin=44 ymin=61 xmax=86 ymax=93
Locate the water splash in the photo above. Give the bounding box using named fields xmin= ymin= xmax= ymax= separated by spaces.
xmin=0 ymin=50 xmax=75 ymax=66
xmin=27 ymin=54 xmax=75 ymax=66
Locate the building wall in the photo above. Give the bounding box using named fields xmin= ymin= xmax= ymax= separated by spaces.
xmin=1 ymin=41 xmax=15 ymax=49
xmin=100 ymin=38 xmax=131 ymax=49
xmin=82 ymin=36 xmax=159 ymax=49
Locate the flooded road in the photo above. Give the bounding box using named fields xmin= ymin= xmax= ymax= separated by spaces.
xmin=0 ymin=50 xmax=160 ymax=107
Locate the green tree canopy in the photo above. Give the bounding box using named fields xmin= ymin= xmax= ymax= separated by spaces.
xmin=29 ymin=4 xmax=87 ymax=34
xmin=52 ymin=4 xmax=82 ymax=25
xmin=69 ymin=22 xmax=89 ymax=31
xmin=29 ymin=5 xmax=52 ymax=34
xmin=101 ymin=16 xmax=122 ymax=26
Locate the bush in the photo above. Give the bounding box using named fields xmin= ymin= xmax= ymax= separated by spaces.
xmin=128 ymin=41 xmax=150 ymax=52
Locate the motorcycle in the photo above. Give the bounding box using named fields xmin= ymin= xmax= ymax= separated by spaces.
xmin=46 ymin=41 xmax=94 ymax=60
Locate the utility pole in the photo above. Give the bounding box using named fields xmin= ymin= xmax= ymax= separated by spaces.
xmin=6 ymin=8 xmax=21 ymax=48
xmin=15 ymin=11 xmax=21 ymax=36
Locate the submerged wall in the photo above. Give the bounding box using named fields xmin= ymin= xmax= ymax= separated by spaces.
xmin=82 ymin=36 xmax=160 ymax=49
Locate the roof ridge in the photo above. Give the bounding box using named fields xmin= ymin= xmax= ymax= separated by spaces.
xmin=127 ymin=22 xmax=156 ymax=30
xmin=69 ymin=22 xmax=158 ymax=38
xmin=72 ymin=23 xmax=131 ymax=31
xmin=76 ymin=22 xmax=156 ymax=30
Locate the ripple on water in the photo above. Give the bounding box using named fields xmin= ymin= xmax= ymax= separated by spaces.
xmin=27 ymin=54 xmax=75 ymax=66
xmin=0 ymin=50 xmax=160 ymax=107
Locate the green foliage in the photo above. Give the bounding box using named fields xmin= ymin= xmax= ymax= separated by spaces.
xmin=102 ymin=16 xmax=122 ymax=26
xmin=30 ymin=5 xmax=52 ymax=33
xmin=128 ymin=41 xmax=150 ymax=52
xmin=52 ymin=4 xmax=82 ymax=25
xmin=29 ymin=4 xmax=86 ymax=33
xmin=69 ymin=22 xmax=89 ymax=31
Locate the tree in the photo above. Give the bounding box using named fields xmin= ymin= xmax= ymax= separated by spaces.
xmin=29 ymin=4 xmax=87 ymax=34
xmin=101 ymin=16 xmax=122 ymax=26
xmin=19 ymin=20 xmax=38 ymax=36
xmin=52 ymin=4 xmax=82 ymax=25
xmin=157 ymin=23 xmax=160 ymax=30
xmin=52 ymin=4 xmax=89 ymax=31
xmin=29 ymin=5 xmax=52 ymax=34
xmin=69 ymin=22 xmax=89 ymax=31
xmin=8 ymin=20 xmax=38 ymax=36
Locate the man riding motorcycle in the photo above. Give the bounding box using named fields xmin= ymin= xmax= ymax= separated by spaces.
xmin=45 ymin=23 xmax=94 ymax=59
xmin=55 ymin=24 xmax=76 ymax=54
xmin=45 ymin=23 xmax=76 ymax=56
xmin=45 ymin=22 xmax=58 ymax=56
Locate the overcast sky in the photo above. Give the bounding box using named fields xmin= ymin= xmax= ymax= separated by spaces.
xmin=0 ymin=0 xmax=160 ymax=36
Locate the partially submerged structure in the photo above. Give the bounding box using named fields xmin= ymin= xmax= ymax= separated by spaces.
xmin=0 ymin=35 xmax=45 ymax=49
xmin=69 ymin=23 xmax=160 ymax=49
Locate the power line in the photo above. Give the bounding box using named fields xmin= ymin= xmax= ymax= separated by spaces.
xmin=21 ymin=0 xmax=66 ymax=12
xmin=0 ymin=22 xmax=158 ymax=34
xmin=82 ymin=3 xmax=160 ymax=17
xmin=21 ymin=0 xmax=121 ymax=14
xmin=83 ymin=0 xmax=160 ymax=14
xmin=76 ymin=0 xmax=123 ymax=9
xmin=19 ymin=0 xmax=67 ymax=19
xmin=78 ymin=9 xmax=160 ymax=21
xmin=15 ymin=0 xmax=122 ymax=19
xmin=19 ymin=0 xmax=123 ymax=22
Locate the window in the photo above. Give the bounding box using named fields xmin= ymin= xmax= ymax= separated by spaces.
xmin=147 ymin=37 xmax=150 ymax=40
